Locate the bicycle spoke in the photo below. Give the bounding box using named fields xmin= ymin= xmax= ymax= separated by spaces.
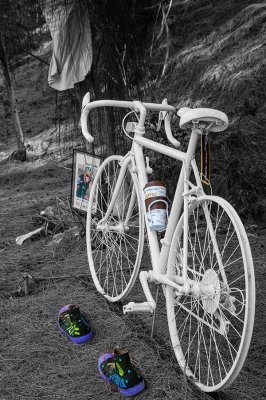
xmin=87 ymin=157 xmax=144 ymax=301
xmin=167 ymin=196 xmax=255 ymax=391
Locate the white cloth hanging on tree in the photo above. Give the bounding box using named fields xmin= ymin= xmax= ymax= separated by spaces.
xmin=43 ymin=0 xmax=92 ymax=91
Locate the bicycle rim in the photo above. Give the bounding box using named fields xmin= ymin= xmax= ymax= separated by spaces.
xmin=86 ymin=155 xmax=144 ymax=302
xmin=166 ymin=195 xmax=255 ymax=392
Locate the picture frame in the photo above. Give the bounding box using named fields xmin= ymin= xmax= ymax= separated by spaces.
xmin=71 ymin=149 xmax=102 ymax=213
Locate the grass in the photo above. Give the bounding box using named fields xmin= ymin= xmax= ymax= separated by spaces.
xmin=0 ymin=154 xmax=265 ymax=400
xmin=145 ymin=0 xmax=266 ymax=221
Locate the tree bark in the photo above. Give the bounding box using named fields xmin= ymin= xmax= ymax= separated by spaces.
xmin=0 ymin=31 xmax=26 ymax=161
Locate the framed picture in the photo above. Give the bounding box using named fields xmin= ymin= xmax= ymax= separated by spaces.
xmin=71 ymin=150 xmax=102 ymax=213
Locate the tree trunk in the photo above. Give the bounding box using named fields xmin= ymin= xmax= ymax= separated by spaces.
xmin=0 ymin=31 xmax=26 ymax=161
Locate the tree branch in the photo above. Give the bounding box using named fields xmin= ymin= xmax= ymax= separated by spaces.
xmin=11 ymin=38 xmax=50 ymax=66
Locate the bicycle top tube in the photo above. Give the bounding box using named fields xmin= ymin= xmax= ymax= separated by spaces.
xmin=80 ymin=94 xmax=176 ymax=143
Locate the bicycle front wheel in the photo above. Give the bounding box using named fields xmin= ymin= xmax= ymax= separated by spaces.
xmin=166 ymin=195 xmax=255 ymax=392
xmin=86 ymin=155 xmax=144 ymax=302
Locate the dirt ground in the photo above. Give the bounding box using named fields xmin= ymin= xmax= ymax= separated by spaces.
xmin=0 ymin=142 xmax=265 ymax=400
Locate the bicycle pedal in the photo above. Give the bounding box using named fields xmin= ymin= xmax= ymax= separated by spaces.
xmin=123 ymin=302 xmax=154 ymax=314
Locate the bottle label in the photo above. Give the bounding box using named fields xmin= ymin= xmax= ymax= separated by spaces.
xmin=144 ymin=186 xmax=166 ymax=199
xmin=147 ymin=208 xmax=167 ymax=231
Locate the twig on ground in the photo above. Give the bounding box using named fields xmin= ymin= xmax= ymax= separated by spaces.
xmin=0 ymin=354 xmax=22 ymax=362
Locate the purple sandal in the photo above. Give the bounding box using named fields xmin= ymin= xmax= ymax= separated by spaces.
xmin=58 ymin=304 xmax=93 ymax=344
xmin=98 ymin=347 xmax=145 ymax=397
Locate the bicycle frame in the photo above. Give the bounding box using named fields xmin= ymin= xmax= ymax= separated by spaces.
xmin=99 ymin=122 xmax=205 ymax=300
xmin=81 ymin=98 xmax=225 ymax=310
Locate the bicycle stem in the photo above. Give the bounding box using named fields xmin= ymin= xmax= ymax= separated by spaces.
xmin=133 ymin=101 xmax=147 ymax=133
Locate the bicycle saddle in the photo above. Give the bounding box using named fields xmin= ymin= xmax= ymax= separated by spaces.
xmin=177 ymin=107 xmax=228 ymax=132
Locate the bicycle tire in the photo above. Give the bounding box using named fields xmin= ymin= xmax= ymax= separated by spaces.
xmin=166 ymin=195 xmax=255 ymax=392
xmin=86 ymin=155 xmax=144 ymax=302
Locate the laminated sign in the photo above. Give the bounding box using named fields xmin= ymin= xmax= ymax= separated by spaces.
xmin=71 ymin=150 xmax=102 ymax=213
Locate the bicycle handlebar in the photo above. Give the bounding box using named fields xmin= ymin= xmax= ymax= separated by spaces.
xmin=80 ymin=93 xmax=176 ymax=143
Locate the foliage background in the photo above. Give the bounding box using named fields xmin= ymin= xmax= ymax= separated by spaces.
xmin=2 ymin=0 xmax=264 ymax=219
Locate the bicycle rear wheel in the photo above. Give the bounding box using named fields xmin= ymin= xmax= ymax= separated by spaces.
xmin=86 ymin=155 xmax=144 ymax=302
xmin=166 ymin=195 xmax=255 ymax=392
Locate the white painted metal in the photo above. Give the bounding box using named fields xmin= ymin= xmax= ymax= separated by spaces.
xmin=81 ymin=95 xmax=255 ymax=393
xmin=81 ymin=97 xmax=175 ymax=142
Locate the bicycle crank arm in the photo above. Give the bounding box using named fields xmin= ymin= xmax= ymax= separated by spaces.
xmin=123 ymin=271 xmax=157 ymax=314
xmin=123 ymin=271 xmax=190 ymax=315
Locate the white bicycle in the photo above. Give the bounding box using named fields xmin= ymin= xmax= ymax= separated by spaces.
xmin=81 ymin=93 xmax=255 ymax=393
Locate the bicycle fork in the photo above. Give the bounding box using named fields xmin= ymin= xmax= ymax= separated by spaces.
xmin=96 ymin=154 xmax=132 ymax=231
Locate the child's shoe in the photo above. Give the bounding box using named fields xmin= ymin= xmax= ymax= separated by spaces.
xmin=98 ymin=347 xmax=145 ymax=397
xmin=58 ymin=304 xmax=93 ymax=344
